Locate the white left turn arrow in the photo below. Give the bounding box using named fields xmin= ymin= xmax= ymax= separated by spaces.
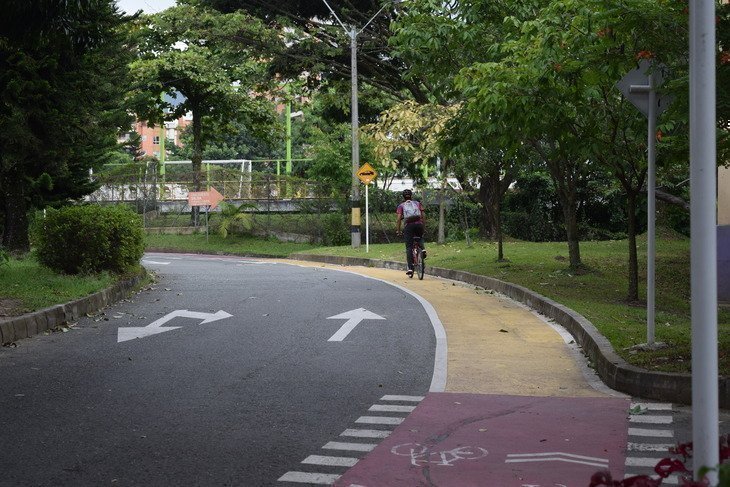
xmin=117 ymin=309 xmax=233 ymax=343
xmin=327 ymin=308 xmax=385 ymax=342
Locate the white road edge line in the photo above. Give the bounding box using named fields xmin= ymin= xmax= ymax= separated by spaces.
xmin=325 ymin=268 xmax=447 ymax=392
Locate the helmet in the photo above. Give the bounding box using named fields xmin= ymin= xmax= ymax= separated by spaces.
xmin=402 ymin=189 xmax=413 ymax=199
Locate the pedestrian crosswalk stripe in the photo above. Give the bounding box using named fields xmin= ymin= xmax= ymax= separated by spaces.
xmin=341 ymin=428 xmax=391 ymax=438
xmin=627 ymin=442 xmax=673 ymax=452
xmin=381 ymin=395 xmax=424 ymax=402
xmin=625 ymin=457 xmax=665 ymax=467
xmin=629 ymin=415 xmax=673 ymax=424
xmin=628 ymin=428 xmax=674 ymax=437
xmin=355 ymin=415 xmax=404 ymax=425
xmin=630 ymin=402 xmax=673 ymax=411
xmin=302 ymin=455 xmax=359 ymax=467
xmin=368 ymin=404 xmax=416 ymax=413
xmin=277 ymin=472 xmax=341 ymax=484
xmin=322 ymin=441 xmax=377 ymax=452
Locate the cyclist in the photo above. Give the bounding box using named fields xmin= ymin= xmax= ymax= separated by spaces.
xmin=395 ymin=189 xmax=426 ymax=277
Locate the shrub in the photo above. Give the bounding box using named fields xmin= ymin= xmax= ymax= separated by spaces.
xmin=214 ymin=202 xmax=254 ymax=238
xmin=32 ymin=204 xmax=144 ymax=275
xmin=0 ymin=247 xmax=8 ymax=270
xmin=321 ymin=212 xmax=350 ymax=246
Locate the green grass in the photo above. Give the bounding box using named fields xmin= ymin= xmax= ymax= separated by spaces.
xmin=0 ymin=256 xmax=116 ymax=315
xmin=144 ymin=233 xmax=319 ymax=257
xmin=6 ymin=230 xmax=723 ymax=376
xmin=298 ymin=235 xmax=729 ymax=376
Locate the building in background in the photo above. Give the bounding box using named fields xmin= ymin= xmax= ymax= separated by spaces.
xmin=132 ymin=116 xmax=192 ymax=159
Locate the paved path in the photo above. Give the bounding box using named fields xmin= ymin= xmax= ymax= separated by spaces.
xmin=283 ymin=261 xmax=638 ymax=487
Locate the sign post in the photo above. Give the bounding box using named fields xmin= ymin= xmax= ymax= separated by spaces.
xmin=616 ymin=59 xmax=672 ymax=347
xmin=357 ymin=163 xmax=378 ymax=253
xmin=187 ymin=187 xmax=224 ymax=243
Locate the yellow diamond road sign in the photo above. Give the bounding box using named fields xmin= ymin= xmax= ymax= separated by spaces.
xmin=357 ymin=163 xmax=377 ymax=185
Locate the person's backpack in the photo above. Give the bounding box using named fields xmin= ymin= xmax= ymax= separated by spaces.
xmin=402 ymin=200 xmax=421 ymax=223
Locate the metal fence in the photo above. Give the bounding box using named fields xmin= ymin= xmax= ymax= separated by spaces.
xmin=86 ymin=161 xmax=351 ymax=244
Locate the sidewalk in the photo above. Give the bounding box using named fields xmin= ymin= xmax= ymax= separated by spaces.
xmin=289 ymin=260 xmax=632 ymax=486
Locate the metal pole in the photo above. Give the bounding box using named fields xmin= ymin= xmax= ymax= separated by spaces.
xmin=205 ymin=205 xmax=209 ymax=243
xmin=159 ymin=124 xmax=166 ymax=200
xmin=350 ymin=28 xmax=361 ymax=248
xmin=286 ymin=101 xmax=292 ymax=175
xmin=647 ymin=69 xmax=657 ymax=346
xmin=365 ymin=183 xmax=369 ymax=253
xmin=690 ymin=0 xmax=719 ymax=483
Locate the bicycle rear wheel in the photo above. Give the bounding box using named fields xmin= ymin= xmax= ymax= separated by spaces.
xmin=417 ymin=248 xmax=425 ymax=280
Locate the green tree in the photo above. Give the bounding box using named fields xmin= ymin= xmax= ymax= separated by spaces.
xmin=129 ymin=2 xmax=280 ymax=222
xmin=0 ymin=0 xmax=133 ymax=254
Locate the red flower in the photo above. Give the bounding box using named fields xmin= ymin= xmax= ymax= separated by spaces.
xmin=656 ymin=130 xmax=663 ymax=142
xmin=636 ymin=50 xmax=654 ymax=60
xmin=721 ymin=51 xmax=730 ymax=65
xmin=654 ymin=457 xmax=690 ymax=478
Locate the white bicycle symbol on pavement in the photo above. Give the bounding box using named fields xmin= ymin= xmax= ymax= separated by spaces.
xmin=391 ymin=442 xmax=489 ymax=467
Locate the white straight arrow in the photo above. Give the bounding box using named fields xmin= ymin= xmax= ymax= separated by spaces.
xmin=117 ymin=309 xmax=233 ymax=343
xmin=327 ymin=308 xmax=385 ymax=342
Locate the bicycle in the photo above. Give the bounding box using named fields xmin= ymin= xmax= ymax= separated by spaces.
xmin=411 ymin=236 xmax=425 ymax=280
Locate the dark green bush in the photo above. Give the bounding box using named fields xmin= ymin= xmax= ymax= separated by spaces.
xmin=32 ymin=205 xmax=144 ymax=274
xmin=321 ymin=212 xmax=350 ymax=246
xmin=0 ymin=247 xmax=8 ymax=270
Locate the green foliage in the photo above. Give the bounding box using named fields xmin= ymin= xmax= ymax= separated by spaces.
xmin=0 ymin=247 xmax=8 ymax=270
xmin=321 ymin=213 xmax=350 ymax=247
xmin=128 ymin=4 xmax=281 ymax=191
xmin=215 ymin=202 xmax=255 ymax=238
xmin=0 ymin=0 xmax=134 ymax=252
xmin=32 ymin=205 xmax=144 ymax=275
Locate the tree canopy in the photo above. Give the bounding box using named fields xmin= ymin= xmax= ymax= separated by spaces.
xmin=0 ymin=0 xmax=133 ymax=253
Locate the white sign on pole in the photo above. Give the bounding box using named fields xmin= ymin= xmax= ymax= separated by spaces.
xmin=616 ymin=60 xmax=673 ymax=347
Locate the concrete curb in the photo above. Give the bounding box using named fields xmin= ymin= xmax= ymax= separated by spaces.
xmin=292 ymin=253 xmax=729 ymax=407
xmin=0 ymin=271 xmax=147 ymax=345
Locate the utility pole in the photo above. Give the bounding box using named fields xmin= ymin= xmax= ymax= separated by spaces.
xmin=690 ymin=0 xmax=719 ymax=483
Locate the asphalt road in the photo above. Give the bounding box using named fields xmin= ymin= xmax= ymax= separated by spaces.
xmin=0 ymin=253 xmax=435 ymax=486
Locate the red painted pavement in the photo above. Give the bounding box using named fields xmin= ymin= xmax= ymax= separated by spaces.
xmin=334 ymin=393 xmax=630 ymax=487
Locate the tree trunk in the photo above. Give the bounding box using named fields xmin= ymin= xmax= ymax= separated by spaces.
xmin=626 ymin=190 xmax=640 ymax=302
xmin=477 ymin=181 xmax=493 ymax=238
xmin=560 ymin=193 xmax=582 ymax=269
xmin=496 ymin=194 xmax=504 ymax=261
xmin=1 ymin=173 xmax=30 ymax=254
xmin=438 ymin=191 xmax=445 ymax=244
xmin=191 ymin=110 xmax=203 ymax=226
xmin=437 ymin=166 xmax=447 ymax=244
